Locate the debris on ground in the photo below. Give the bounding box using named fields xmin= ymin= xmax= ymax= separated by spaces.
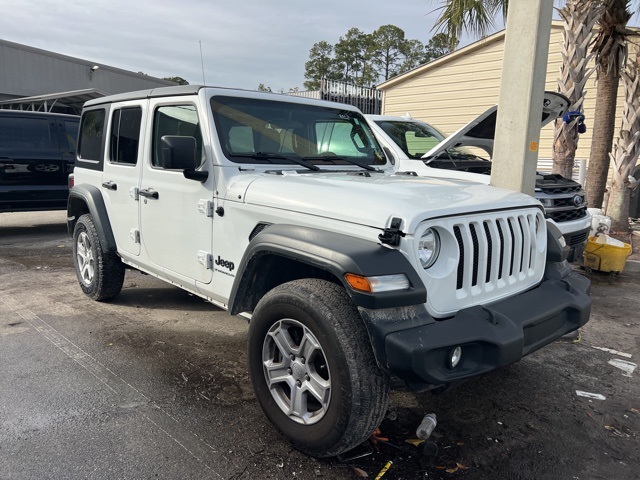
xmin=373 ymin=460 xmax=393 ymax=480
xmin=416 ymin=413 xmax=437 ymax=440
xmin=352 ymin=467 xmax=368 ymax=477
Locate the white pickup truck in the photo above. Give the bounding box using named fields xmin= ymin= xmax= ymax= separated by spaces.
xmin=366 ymin=93 xmax=591 ymax=262
xmin=67 ymin=86 xmax=591 ymax=457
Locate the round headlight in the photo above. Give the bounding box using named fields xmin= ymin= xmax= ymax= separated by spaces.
xmin=418 ymin=228 xmax=440 ymax=269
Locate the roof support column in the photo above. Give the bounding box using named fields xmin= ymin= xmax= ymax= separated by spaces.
xmin=490 ymin=0 xmax=554 ymax=196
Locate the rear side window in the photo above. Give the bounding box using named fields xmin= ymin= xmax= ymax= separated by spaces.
xmin=109 ymin=107 xmax=142 ymax=165
xmin=0 ymin=116 xmax=55 ymax=151
xmin=78 ymin=109 xmax=106 ymax=161
xmin=63 ymin=120 xmax=79 ymax=151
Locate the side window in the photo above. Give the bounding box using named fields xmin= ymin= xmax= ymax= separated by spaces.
xmin=78 ymin=109 xmax=106 ymax=161
xmin=152 ymin=105 xmax=203 ymax=168
xmin=109 ymin=107 xmax=142 ymax=165
xmin=63 ymin=120 xmax=79 ymax=151
xmin=0 ymin=116 xmax=54 ymax=151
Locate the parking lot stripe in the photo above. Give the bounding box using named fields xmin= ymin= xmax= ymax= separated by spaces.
xmin=1 ymin=294 xmax=227 ymax=478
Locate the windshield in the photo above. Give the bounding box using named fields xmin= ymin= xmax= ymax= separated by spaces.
xmin=375 ymin=120 xmax=474 ymax=160
xmin=211 ymin=96 xmax=385 ymax=166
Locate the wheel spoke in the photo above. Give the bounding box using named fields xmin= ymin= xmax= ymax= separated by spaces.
xmin=305 ymin=372 xmax=330 ymax=406
xmin=300 ymin=330 xmax=321 ymax=360
xmin=289 ymin=383 xmax=306 ymax=419
xmin=270 ymin=323 xmax=296 ymax=357
xmin=264 ymin=360 xmax=292 ymax=387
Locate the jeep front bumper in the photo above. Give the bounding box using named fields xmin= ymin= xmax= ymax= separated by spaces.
xmin=359 ymin=270 xmax=591 ymax=390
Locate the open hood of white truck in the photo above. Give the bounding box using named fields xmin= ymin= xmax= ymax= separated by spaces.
xmin=421 ymin=91 xmax=570 ymax=160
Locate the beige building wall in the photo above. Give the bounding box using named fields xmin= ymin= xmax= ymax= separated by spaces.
xmin=379 ymin=22 xmax=628 ymax=164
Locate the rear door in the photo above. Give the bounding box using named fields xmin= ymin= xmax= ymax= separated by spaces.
xmin=101 ymin=103 xmax=146 ymax=257
xmin=0 ymin=113 xmax=65 ymax=209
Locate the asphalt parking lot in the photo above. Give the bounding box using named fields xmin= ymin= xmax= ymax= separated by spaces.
xmin=1 ymin=211 xmax=639 ymax=480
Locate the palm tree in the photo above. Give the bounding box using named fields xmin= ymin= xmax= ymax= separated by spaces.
xmin=606 ymin=45 xmax=640 ymax=232
xmin=584 ymin=0 xmax=634 ymax=209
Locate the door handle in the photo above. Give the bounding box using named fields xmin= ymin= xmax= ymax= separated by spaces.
xmin=139 ymin=188 xmax=159 ymax=199
xmin=101 ymin=181 xmax=117 ymax=190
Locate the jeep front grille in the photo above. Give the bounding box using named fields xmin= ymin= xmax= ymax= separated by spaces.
xmin=453 ymin=213 xmax=540 ymax=295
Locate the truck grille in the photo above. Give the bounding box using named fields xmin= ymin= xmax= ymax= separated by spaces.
xmin=453 ymin=212 xmax=540 ymax=294
xmin=547 ymin=207 xmax=587 ymax=223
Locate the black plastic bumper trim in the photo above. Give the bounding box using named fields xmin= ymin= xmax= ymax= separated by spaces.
xmin=360 ymin=271 xmax=591 ymax=389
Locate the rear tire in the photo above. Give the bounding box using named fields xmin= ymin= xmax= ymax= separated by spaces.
xmin=248 ymin=279 xmax=389 ymax=457
xmin=73 ymin=214 xmax=124 ymax=301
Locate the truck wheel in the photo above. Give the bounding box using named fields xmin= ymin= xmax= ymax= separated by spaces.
xmin=73 ymin=214 xmax=124 ymax=301
xmin=248 ymin=279 xmax=389 ymax=457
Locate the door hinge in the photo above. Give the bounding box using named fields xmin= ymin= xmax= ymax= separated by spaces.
xmin=130 ymin=229 xmax=140 ymax=244
xmin=129 ymin=186 xmax=140 ymax=201
xmin=379 ymin=217 xmax=405 ymax=246
xmin=197 ymin=200 xmax=214 ymax=217
xmin=197 ymin=251 xmax=213 ymax=269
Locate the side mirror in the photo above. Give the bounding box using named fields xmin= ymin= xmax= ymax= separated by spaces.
xmin=160 ymin=136 xmax=198 ymax=170
xmin=160 ymin=136 xmax=208 ymax=182
xmin=383 ymin=147 xmax=396 ymax=165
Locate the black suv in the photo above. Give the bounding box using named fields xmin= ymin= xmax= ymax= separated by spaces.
xmin=0 ymin=110 xmax=79 ymax=212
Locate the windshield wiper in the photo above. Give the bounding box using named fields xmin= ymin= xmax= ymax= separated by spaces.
xmin=304 ymin=155 xmax=378 ymax=172
xmin=230 ymin=152 xmax=320 ymax=171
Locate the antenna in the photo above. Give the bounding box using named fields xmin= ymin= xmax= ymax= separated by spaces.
xmin=199 ymin=41 xmax=206 ymax=85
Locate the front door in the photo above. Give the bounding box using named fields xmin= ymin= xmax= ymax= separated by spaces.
xmin=138 ymin=101 xmax=214 ymax=285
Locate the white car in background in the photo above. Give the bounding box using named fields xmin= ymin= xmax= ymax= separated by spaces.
xmin=367 ymin=93 xmax=591 ymax=261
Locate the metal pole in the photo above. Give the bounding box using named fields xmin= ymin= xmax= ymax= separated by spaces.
xmin=490 ymin=0 xmax=554 ymax=196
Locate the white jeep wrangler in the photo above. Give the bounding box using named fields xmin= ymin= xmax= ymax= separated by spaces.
xmin=68 ymin=85 xmax=591 ymax=457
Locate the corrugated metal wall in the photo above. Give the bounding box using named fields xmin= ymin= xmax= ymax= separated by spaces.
xmin=380 ymin=24 xmax=629 ymax=163
xmin=0 ymin=39 xmax=175 ymax=100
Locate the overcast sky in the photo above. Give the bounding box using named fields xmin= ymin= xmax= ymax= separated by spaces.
xmin=0 ymin=0 xmax=475 ymax=91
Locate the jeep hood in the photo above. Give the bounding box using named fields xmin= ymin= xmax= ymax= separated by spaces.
xmin=240 ymin=171 xmax=540 ymax=234
xmin=422 ymin=91 xmax=570 ymax=160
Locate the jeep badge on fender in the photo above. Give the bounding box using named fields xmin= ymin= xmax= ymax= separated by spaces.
xmin=215 ymin=256 xmax=234 ymax=271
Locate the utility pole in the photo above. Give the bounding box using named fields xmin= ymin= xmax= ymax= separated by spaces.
xmin=490 ymin=0 xmax=554 ymax=196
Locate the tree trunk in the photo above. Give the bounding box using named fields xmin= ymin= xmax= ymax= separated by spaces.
xmin=585 ymin=68 xmax=620 ymax=207
xmin=553 ymin=127 xmax=579 ymax=179
xmin=584 ymin=0 xmax=632 ymax=209
xmin=605 ymin=46 xmax=640 ymax=234
xmin=607 ymin=184 xmax=631 ymax=232
xmin=552 ymin=0 xmax=601 ymax=180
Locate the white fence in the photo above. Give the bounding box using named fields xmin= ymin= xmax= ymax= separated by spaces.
xmin=288 ymin=78 xmax=382 ymax=114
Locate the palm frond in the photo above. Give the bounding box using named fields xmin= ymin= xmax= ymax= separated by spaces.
xmin=430 ymin=0 xmax=508 ymax=49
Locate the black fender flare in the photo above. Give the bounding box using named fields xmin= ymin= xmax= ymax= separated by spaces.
xmin=228 ymin=224 xmax=426 ymax=314
xmin=67 ymin=184 xmax=117 ymax=254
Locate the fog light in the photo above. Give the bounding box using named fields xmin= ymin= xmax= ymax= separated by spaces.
xmin=449 ymin=346 xmax=463 ymax=369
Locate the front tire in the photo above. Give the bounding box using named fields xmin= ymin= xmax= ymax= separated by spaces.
xmin=248 ymin=279 xmax=389 ymax=457
xmin=73 ymin=214 xmax=125 ymax=301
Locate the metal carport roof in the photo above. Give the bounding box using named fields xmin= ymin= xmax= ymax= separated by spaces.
xmin=0 ymin=88 xmax=107 ymax=114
